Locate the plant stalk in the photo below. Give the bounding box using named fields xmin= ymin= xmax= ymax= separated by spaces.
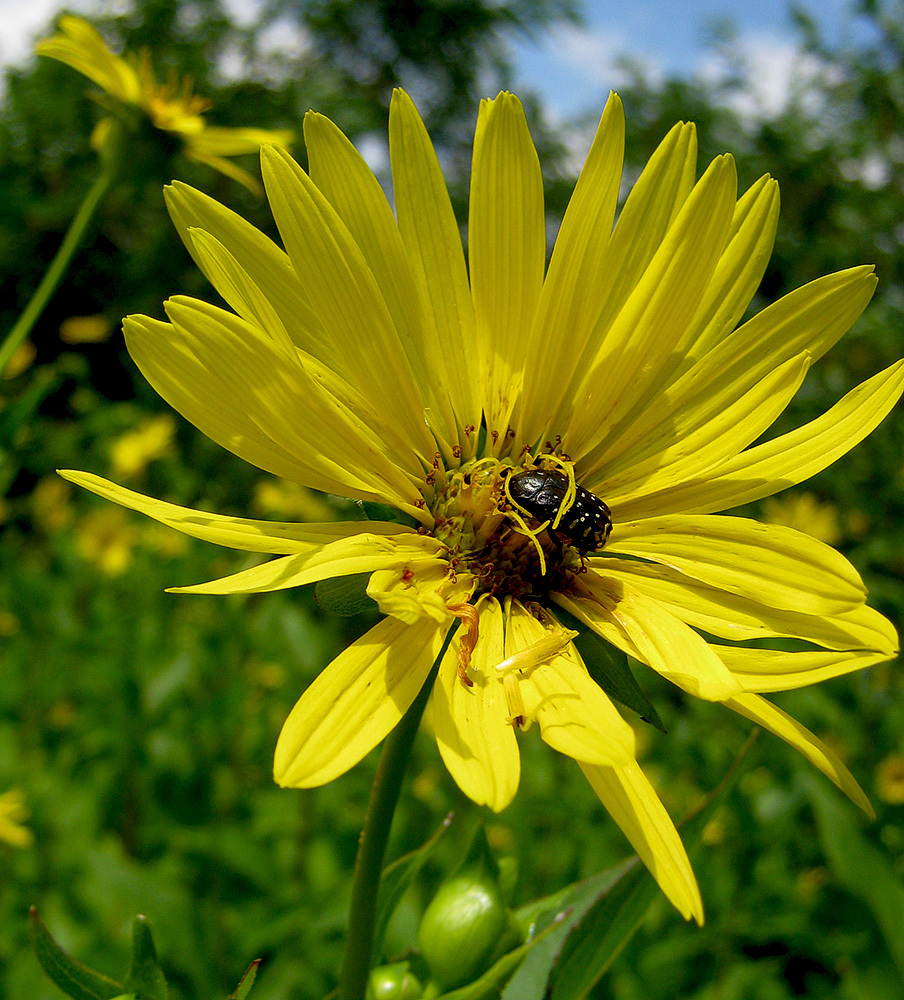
xmin=338 ymin=621 xmax=459 ymax=1000
xmin=0 ymin=166 xmax=116 ymax=378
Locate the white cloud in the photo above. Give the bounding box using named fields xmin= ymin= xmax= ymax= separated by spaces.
xmin=697 ymin=30 xmax=830 ymax=122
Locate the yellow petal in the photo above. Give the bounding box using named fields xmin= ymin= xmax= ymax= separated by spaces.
xmin=541 ymin=120 xmax=697 ymax=436
xmin=566 ymin=154 xmax=738 ymax=459
xmin=507 ymin=603 xmax=635 ymax=766
xmin=36 ymin=16 xmax=141 ymax=104
xmin=124 ymin=303 xmax=427 ymax=519
xmin=275 ymin=616 xmax=445 ymax=787
xmin=717 ymin=645 xmax=894 ymax=692
xmin=469 ymin=92 xmax=545 ymax=437
xmin=304 ymin=110 xmax=461 ymax=454
xmin=518 ymin=93 xmax=625 ymax=442
xmin=183 ymin=148 xmax=264 ymax=195
xmin=186 ymin=228 xmax=297 ymax=356
xmin=168 ymin=533 xmax=446 ymax=595
xmin=188 ymin=125 xmax=294 ymax=156
xmin=725 ymin=693 xmax=873 ymax=816
xmin=163 ymin=181 xmax=324 ymax=354
xmin=557 ymin=581 xmax=741 ymax=701
xmin=432 ymin=598 xmax=520 ymax=811
xmin=607 ymin=515 xmax=866 ymax=616
xmin=599 ymin=558 xmax=898 ymax=654
xmin=579 ymin=760 xmax=703 ymax=923
xmin=674 ymin=173 xmax=781 ymax=363
xmin=614 ymin=359 xmax=904 ymax=522
xmin=388 ymin=90 xmax=481 ymax=447
xmin=260 ymin=145 xmax=434 ymax=461
xmin=58 ymin=469 xmax=412 ymax=553
xmin=593 ymin=352 xmax=810 ymax=495
xmin=368 ymin=563 xmax=473 ymax=626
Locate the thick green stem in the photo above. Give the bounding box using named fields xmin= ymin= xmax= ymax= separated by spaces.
xmin=0 ymin=167 xmax=116 ymax=378
xmin=338 ymin=622 xmax=459 ymax=1000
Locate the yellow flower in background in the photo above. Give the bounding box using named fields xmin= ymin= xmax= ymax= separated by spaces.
xmin=60 ymin=314 xmax=113 ymax=345
xmin=876 ymin=753 xmax=904 ymax=804
xmin=109 ymin=414 xmax=176 ymax=478
xmin=0 ymin=789 xmax=34 ymax=848
xmin=761 ymin=491 xmax=841 ymax=546
xmin=36 ymin=15 xmax=293 ymax=193
xmin=61 ymin=90 xmax=904 ymax=922
xmin=253 ymin=478 xmax=341 ymax=522
xmin=74 ymin=506 xmax=138 ymax=575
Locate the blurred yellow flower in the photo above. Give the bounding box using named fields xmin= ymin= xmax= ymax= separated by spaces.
xmin=1 ymin=341 xmax=36 ymax=379
xmin=253 ymin=478 xmax=339 ymax=522
xmin=31 ymin=475 xmax=73 ymax=533
xmin=109 ymin=414 xmax=176 ymax=478
xmin=762 ymin=491 xmax=841 ymax=546
xmin=60 ymin=314 xmax=113 ymax=344
xmin=36 ymin=15 xmax=293 ymax=193
xmin=75 ymin=506 xmax=138 ymax=575
xmin=0 ymin=789 xmax=34 ymax=848
xmin=876 ymin=753 xmax=904 ymax=804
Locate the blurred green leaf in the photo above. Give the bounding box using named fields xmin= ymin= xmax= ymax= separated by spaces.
xmin=435 ymin=917 xmax=562 ymax=1000
xmin=123 ymin=917 xmax=167 ymax=1000
xmin=227 ymin=960 xmax=261 ymax=1000
xmin=371 ymin=813 xmax=453 ymax=966
xmin=30 ymin=907 xmax=125 ymax=1000
xmin=807 ymin=775 xmax=904 ymax=985
xmin=314 ymin=573 xmax=378 ymax=616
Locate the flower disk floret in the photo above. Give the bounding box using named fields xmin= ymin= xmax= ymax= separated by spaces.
xmin=60 ymin=88 xmax=904 ymax=924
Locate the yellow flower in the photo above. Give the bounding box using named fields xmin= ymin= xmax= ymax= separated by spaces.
xmin=876 ymin=753 xmax=904 ymax=804
xmin=36 ymin=15 xmax=293 ymax=193
xmin=60 ymin=91 xmax=904 ymax=923
xmin=109 ymin=414 xmax=176 ymax=478
xmin=761 ymin=491 xmax=841 ymax=546
xmin=60 ymin=314 xmax=113 ymax=344
xmin=0 ymin=788 xmax=34 ymax=848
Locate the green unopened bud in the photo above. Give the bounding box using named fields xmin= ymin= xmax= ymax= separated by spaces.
xmin=417 ymin=873 xmax=508 ymax=990
xmin=366 ymin=962 xmax=423 ymax=1000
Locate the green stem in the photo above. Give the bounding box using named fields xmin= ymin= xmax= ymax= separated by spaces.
xmin=338 ymin=621 xmax=460 ymax=1000
xmin=0 ymin=166 xmax=116 ymax=378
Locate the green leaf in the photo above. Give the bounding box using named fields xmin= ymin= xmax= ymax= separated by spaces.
xmin=314 ymin=573 xmax=378 ymax=616
xmin=435 ymin=916 xmax=563 ymax=1000
xmin=361 ymin=502 xmax=418 ymax=527
xmin=228 ymin=960 xmax=262 ymax=1000
xmin=806 ymin=775 xmax=904 ymax=984
xmin=552 ymin=605 xmax=665 ymax=731
xmin=123 ymin=916 xmax=168 ymax=1000
xmin=371 ymin=813 xmax=453 ymax=966
xmin=546 ymin=733 xmax=757 ymax=1000
xmin=503 ymin=864 xmax=632 ymax=1000
xmin=30 ymin=907 xmax=125 ymax=1000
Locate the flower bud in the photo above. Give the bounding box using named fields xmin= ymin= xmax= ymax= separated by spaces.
xmin=417 ymin=873 xmax=509 ymax=990
xmin=366 ymin=962 xmax=423 ymax=1000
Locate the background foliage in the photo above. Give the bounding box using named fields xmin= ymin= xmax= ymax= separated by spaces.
xmin=2 ymin=1 xmax=904 ymax=997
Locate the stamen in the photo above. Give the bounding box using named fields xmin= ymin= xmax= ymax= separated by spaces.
xmin=494 ymin=627 xmax=579 ymax=676
xmin=495 ymin=626 xmax=579 ymax=729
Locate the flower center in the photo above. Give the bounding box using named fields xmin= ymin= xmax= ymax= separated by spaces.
xmin=430 ymin=457 xmax=599 ymax=600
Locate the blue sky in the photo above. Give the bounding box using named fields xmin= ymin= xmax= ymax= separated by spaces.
xmin=510 ymin=0 xmax=867 ymax=117
xmin=0 ymin=0 xmax=867 ymax=117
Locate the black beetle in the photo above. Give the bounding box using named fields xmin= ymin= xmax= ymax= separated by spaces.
xmin=504 ymin=468 xmax=612 ymax=553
